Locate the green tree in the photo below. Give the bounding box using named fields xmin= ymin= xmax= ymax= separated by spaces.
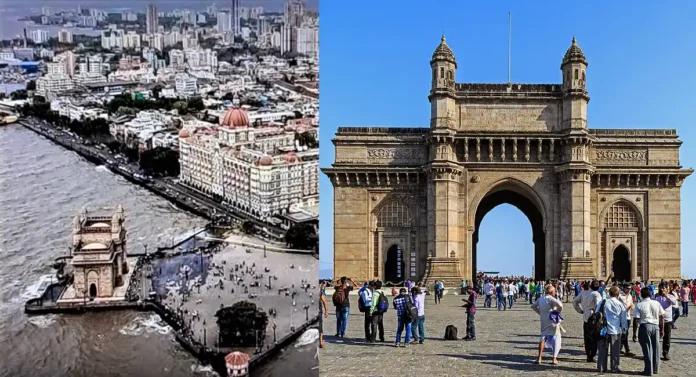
xmin=216 ymin=301 xmax=268 ymax=347
xmin=284 ymin=222 xmax=318 ymax=251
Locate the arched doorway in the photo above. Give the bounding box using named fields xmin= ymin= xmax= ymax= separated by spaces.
xmin=384 ymin=244 xmax=405 ymax=285
xmin=612 ymin=245 xmax=631 ymax=282
xmin=89 ymin=283 xmax=97 ymax=298
xmin=472 ymin=189 xmax=545 ymax=283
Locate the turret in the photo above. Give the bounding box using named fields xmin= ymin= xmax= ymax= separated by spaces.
xmin=429 ymin=35 xmax=457 ymax=129
xmin=561 ymin=37 xmax=589 ymax=131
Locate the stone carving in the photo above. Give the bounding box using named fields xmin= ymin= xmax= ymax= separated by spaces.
xmin=460 ymin=104 xmax=557 ymax=131
xmin=367 ymin=148 xmax=422 ymax=159
xmin=470 ymin=175 xmax=481 ymax=183
xmin=595 ymin=150 xmax=647 ymax=163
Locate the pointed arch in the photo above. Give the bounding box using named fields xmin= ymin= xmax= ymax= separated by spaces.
xmin=468 ymin=177 xmax=548 ymax=231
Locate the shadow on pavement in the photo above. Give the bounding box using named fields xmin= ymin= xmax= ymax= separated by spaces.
xmin=438 ymin=353 xmax=598 ymax=373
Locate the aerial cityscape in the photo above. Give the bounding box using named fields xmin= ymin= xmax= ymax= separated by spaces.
xmin=0 ymin=1 xmax=319 ymax=376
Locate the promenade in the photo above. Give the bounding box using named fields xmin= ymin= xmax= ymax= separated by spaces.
xmin=319 ymin=295 xmax=695 ymax=377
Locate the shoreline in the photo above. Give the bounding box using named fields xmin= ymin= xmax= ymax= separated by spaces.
xmin=17 ymin=119 xmax=289 ymax=243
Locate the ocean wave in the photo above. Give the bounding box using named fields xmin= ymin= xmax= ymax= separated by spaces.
xmin=119 ymin=313 xmax=171 ymax=336
xmin=27 ymin=314 xmax=59 ymax=328
xmin=95 ymin=165 xmax=110 ymax=172
xmin=294 ymin=328 xmax=319 ymax=348
xmin=190 ymin=364 xmax=218 ymax=375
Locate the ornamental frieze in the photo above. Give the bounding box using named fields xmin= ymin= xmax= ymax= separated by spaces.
xmin=594 ymin=149 xmax=647 ymax=165
xmin=367 ymin=148 xmax=423 ymax=159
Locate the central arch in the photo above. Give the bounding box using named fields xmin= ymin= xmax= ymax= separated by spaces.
xmin=471 ymin=179 xmax=547 ymax=283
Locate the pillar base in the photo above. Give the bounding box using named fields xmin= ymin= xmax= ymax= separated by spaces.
xmin=423 ymin=257 xmax=462 ymax=286
xmin=560 ymin=257 xmax=595 ymax=280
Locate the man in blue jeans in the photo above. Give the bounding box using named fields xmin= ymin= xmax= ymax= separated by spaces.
xmin=393 ymin=287 xmax=412 ymax=347
xmin=334 ymin=276 xmax=356 ymax=338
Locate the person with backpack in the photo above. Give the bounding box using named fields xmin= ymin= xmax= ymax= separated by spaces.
xmin=573 ymin=280 xmax=602 ymax=362
xmin=531 ymin=284 xmax=564 ymax=365
xmin=595 ymin=286 xmax=628 ymax=374
xmin=462 ymin=285 xmax=477 ymax=341
xmin=333 ymin=276 xmax=357 ymax=338
xmin=392 ymin=287 xmax=416 ymax=347
xmin=410 ymin=286 xmax=426 ymax=344
xmin=358 ymin=281 xmax=374 ymax=342
xmin=368 ymin=280 xmax=387 ymax=343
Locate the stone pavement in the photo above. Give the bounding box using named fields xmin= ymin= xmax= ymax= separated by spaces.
xmin=319 ymin=295 xmax=696 ymax=377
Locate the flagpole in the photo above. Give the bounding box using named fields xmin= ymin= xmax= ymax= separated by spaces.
xmin=508 ymin=11 xmax=512 ymax=84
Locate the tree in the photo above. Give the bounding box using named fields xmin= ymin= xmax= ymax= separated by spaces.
xmin=187 ymin=97 xmax=205 ymax=112
xmin=285 ymin=222 xmax=318 ymax=251
xmin=26 ymin=80 xmax=36 ymax=91
xmin=10 ymin=90 xmax=28 ymax=100
xmin=139 ymin=147 xmax=180 ymax=177
xmin=216 ymin=301 xmax=268 ymax=347
xmin=241 ymin=220 xmax=255 ymax=234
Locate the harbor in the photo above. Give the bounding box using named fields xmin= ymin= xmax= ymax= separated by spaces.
xmin=22 ymin=208 xmax=318 ymax=377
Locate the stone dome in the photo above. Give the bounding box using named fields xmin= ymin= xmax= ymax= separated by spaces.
xmin=561 ymin=37 xmax=587 ymax=67
xmin=178 ymin=129 xmax=191 ymax=138
xmin=431 ymin=35 xmax=457 ymax=67
xmin=220 ymin=108 xmax=250 ymax=128
xmin=258 ymin=156 xmax=273 ymax=166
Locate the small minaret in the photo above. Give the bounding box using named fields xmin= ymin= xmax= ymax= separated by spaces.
xmin=429 ymin=35 xmax=457 ymax=129
xmin=560 ymin=37 xmax=590 ymax=131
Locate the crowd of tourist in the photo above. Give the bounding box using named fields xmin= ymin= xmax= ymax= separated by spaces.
xmin=325 ymin=274 xmax=695 ymax=376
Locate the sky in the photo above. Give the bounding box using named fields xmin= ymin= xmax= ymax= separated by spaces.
xmin=318 ymin=0 xmax=696 ymax=279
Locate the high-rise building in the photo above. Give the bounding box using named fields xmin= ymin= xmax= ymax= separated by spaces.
xmin=231 ymin=0 xmax=241 ymax=35
xmin=30 ymin=30 xmax=49 ymax=44
xmin=217 ymin=10 xmax=231 ymax=33
xmin=146 ymin=4 xmax=159 ymax=34
xmin=41 ymin=7 xmax=52 ymax=16
xmin=284 ymin=0 xmax=304 ymax=27
xmin=58 ymin=29 xmax=73 ymax=44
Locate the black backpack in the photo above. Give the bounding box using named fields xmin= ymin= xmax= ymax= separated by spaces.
xmin=357 ymin=291 xmax=368 ymax=313
xmin=587 ymin=299 xmax=608 ymax=341
xmin=403 ymin=295 xmax=418 ymax=323
xmin=444 ymin=325 xmax=458 ymax=340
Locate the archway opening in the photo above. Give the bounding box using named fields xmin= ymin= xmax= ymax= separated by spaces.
xmin=612 ymin=245 xmax=631 ymax=282
xmin=89 ymin=283 xmax=97 ymax=298
xmin=384 ymin=244 xmax=405 ymax=286
xmin=473 ymin=189 xmax=545 ymax=283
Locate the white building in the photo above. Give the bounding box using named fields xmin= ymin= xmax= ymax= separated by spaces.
xmin=58 ymin=29 xmax=73 ymax=44
xmin=36 ymin=73 xmax=74 ymax=96
xmin=30 ymin=30 xmax=50 ymax=44
xmin=88 ymin=55 xmax=103 ymax=74
xmin=122 ymin=32 xmax=141 ymax=49
xmin=184 ymin=49 xmax=218 ymax=69
xmin=182 ymin=34 xmax=199 ymax=50
xmin=121 ymin=12 xmax=138 ymax=22
xmin=178 ymin=108 xmax=319 ymax=223
xmin=101 ymin=29 xmax=124 ymax=49
xmin=217 ymin=10 xmax=231 ymax=33
xmin=174 ymin=73 xmax=198 ymax=97
xmin=296 ymin=27 xmax=318 ymax=58
xmin=169 ymin=49 xmax=185 ymax=68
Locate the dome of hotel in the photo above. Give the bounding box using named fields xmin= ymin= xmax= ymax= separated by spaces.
xmin=220 ymin=108 xmax=250 ymax=128
xmin=225 ymin=351 xmax=250 ymax=367
xmin=178 ymin=129 xmax=191 ymax=138
xmin=258 ymin=156 xmax=273 ymax=166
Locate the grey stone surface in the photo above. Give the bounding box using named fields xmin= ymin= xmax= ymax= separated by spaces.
xmin=319 ymin=295 xmax=695 ymax=377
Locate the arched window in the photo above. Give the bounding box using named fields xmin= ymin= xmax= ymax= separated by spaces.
xmin=605 ymin=200 xmax=638 ymax=228
xmin=574 ymin=69 xmax=579 ymax=80
xmin=377 ymin=201 xmax=411 ymax=228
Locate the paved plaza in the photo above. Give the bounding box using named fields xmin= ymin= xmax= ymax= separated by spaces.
xmin=149 ymin=234 xmax=317 ymax=355
xmin=320 ymin=294 xmax=696 ymax=377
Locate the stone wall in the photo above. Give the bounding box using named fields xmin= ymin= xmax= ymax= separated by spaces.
xmin=333 ymin=186 xmax=370 ymax=280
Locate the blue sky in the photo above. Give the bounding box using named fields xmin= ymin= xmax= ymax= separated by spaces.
xmin=319 ymin=1 xmax=696 ymax=279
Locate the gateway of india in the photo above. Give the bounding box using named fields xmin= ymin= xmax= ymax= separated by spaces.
xmin=323 ymin=36 xmax=692 ymax=285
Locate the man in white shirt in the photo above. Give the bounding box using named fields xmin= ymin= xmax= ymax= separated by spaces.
xmin=634 ymin=287 xmax=665 ymax=376
xmin=618 ymin=284 xmax=636 ymax=357
xmin=483 ymin=281 xmax=493 ymax=308
xmin=508 ymin=282 xmax=516 ymax=308
xmin=573 ymin=281 xmax=603 ymax=362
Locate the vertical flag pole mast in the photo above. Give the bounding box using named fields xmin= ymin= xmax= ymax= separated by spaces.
xmin=508 ymin=12 xmax=512 ymax=84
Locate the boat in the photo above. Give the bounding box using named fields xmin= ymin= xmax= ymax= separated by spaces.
xmin=0 ymin=115 xmax=18 ymax=125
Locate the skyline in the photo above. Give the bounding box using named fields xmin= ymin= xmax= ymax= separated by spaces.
xmin=319 ymin=0 xmax=696 ymax=279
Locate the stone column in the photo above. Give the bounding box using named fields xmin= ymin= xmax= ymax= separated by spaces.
xmin=425 ymin=159 xmax=462 ymax=285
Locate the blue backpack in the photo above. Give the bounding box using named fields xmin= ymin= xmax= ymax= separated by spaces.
xmin=376 ymin=292 xmax=389 ymax=313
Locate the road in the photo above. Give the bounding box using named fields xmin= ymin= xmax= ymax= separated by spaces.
xmin=21 ymin=118 xmax=286 ymax=241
